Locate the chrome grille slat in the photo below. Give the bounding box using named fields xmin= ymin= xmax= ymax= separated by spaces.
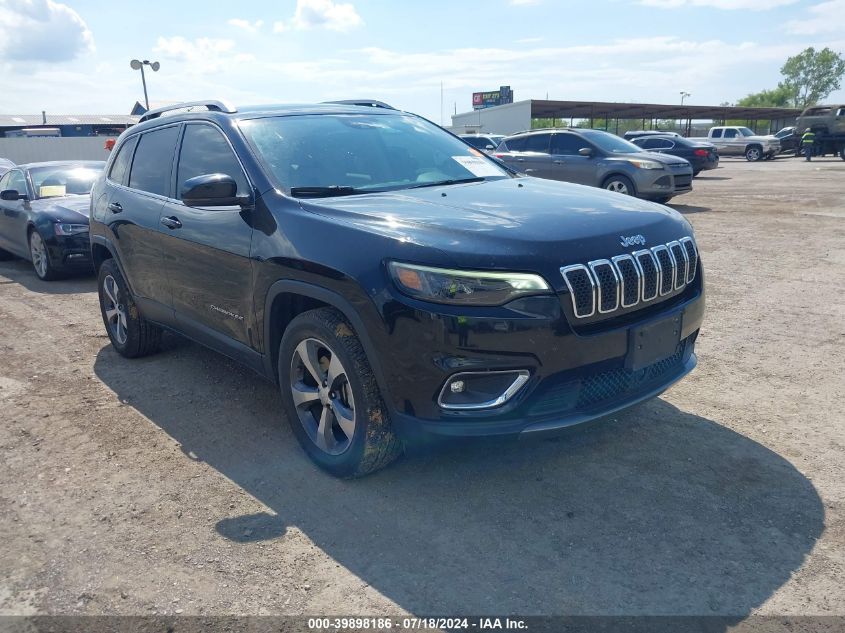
xmin=561 ymin=237 xmax=699 ymax=319
xmin=612 ymin=254 xmax=640 ymax=308
xmin=589 ymin=259 xmax=620 ymax=313
xmin=680 ymin=236 xmax=698 ymax=283
xmin=633 ymin=249 xmax=659 ymax=302
xmin=668 ymin=241 xmax=687 ymax=290
xmin=651 ymin=245 xmax=674 ymax=296
xmin=560 ymin=264 xmax=596 ymax=318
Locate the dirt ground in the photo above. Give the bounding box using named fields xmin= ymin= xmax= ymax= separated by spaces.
xmin=1 ymin=156 xmax=844 ymax=620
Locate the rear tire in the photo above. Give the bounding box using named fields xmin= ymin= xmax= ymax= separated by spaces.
xmin=278 ymin=307 xmax=402 ymax=478
xmin=745 ymin=145 xmax=763 ymax=161
xmin=602 ymin=175 xmax=636 ymax=197
xmin=97 ymin=258 xmax=161 ymax=358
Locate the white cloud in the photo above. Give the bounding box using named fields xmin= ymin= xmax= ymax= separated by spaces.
xmin=227 ymin=18 xmax=264 ymax=32
xmin=786 ymin=0 xmax=845 ymax=34
xmin=289 ymin=0 xmax=363 ymax=31
xmin=639 ymin=0 xmax=797 ymax=9
xmin=0 ymin=0 xmax=94 ymax=62
xmin=153 ymin=36 xmax=254 ymax=73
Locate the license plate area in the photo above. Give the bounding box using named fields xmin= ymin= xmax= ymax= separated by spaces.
xmin=626 ymin=315 xmax=681 ymax=371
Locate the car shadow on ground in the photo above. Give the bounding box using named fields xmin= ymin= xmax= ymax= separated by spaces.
xmin=693 ymin=176 xmax=731 ymax=181
xmin=668 ymin=204 xmax=711 ymax=214
xmin=93 ymin=340 xmax=823 ymax=619
xmin=0 ymin=259 xmax=95 ymax=295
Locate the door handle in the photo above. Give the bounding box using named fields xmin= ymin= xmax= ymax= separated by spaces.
xmin=553 ymin=160 xmax=564 ymax=164
xmin=160 ymin=216 xmax=182 ymax=230
xmin=515 ymin=157 xmax=525 ymax=162
xmin=108 ymin=202 xmax=123 ymax=213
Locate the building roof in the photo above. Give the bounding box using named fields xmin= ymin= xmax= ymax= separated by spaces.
xmin=0 ymin=114 xmax=139 ymax=127
xmin=457 ymin=99 xmax=802 ymax=122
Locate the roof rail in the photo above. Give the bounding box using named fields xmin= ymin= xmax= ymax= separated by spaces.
xmin=139 ymin=100 xmax=237 ymax=123
xmin=323 ymin=99 xmax=396 ymax=110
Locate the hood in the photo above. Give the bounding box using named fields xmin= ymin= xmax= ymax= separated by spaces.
xmin=33 ymin=194 xmax=91 ymax=223
xmin=299 ymin=177 xmax=693 ymax=271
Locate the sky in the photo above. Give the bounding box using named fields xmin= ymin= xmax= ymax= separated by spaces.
xmin=0 ymin=0 xmax=844 ymax=123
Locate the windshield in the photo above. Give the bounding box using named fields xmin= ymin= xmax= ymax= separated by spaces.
xmin=240 ymin=113 xmax=509 ymax=196
xmin=578 ymin=130 xmax=643 ymax=154
xmin=28 ymin=163 xmax=104 ymax=198
xmin=738 ymin=127 xmax=756 ymax=137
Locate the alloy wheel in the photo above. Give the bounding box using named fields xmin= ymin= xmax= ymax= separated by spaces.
xmin=747 ymin=148 xmax=761 ymax=161
xmin=29 ymin=232 xmax=48 ymax=278
xmin=606 ymin=180 xmax=629 ymax=195
xmin=289 ymin=337 xmax=356 ymax=455
xmin=102 ymin=274 xmax=128 ymax=345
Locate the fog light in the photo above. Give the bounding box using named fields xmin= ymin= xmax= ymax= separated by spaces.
xmin=438 ymin=370 xmax=530 ymax=411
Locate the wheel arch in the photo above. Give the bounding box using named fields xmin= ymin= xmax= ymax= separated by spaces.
xmin=262 ymin=280 xmax=392 ymax=406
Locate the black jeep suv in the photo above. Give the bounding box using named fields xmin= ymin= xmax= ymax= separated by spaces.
xmin=89 ymin=100 xmax=704 ymax=477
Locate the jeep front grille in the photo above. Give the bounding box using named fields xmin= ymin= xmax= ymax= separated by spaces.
xmin=560 ymin=237 xmax=698 ymax=319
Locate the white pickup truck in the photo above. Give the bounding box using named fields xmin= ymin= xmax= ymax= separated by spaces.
xmin=689 ymin=126 xmax=780 ymax=161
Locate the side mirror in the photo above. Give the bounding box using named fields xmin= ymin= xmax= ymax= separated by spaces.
xmin=578 ymin=147 xmax=593 ymax=157
xmin=0 ymin=189 xmax=27 ymax=201
xmin=181 ymin=174 xmax=245 ymax=207
xmin=485 ymin=144 xmax=496 ymax=150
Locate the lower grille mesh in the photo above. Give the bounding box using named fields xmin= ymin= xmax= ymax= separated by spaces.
xmin=528 ymin=337 xmax=689 ymax=416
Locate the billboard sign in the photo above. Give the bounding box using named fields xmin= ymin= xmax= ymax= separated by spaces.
xmin=472 ymin=85 xmax=513 ymax=110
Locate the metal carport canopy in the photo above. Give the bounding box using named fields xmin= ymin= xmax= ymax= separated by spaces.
xmin=529 ymin=99 xmax=801 ymax=121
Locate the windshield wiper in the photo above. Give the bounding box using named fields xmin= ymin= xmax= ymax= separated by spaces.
xmin=404 ymin=177 xmax=486 ymax=190
xmin=289 ymin=185 xmax=372 ymax=198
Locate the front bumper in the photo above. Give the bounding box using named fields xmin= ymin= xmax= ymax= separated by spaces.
xmin=47 ymin=232 xmax=93 ymax=269
xmin=637 ymin=167 xmax=693 ymax=199
xmin=378 ymin=277 xmax=704 ymax=442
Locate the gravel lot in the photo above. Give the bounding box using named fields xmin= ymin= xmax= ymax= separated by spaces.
xmin=1 ymin=156 xmax=844 ymax=620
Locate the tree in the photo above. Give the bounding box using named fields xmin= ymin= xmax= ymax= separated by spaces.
xmin=736 ymin=84 xmax=794 ymax=108
xmin=780 ymin=47 xmax=845 ymax=108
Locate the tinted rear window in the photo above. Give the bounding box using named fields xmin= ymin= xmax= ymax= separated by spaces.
xmin=109 ymin=136 xmax=138 ymax=186
xmin=129 ymin=126 xmax=180 ymax=196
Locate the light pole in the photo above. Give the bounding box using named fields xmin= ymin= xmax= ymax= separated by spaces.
xmin=679 ymin=91 xmax=691 ymax=135
xmin=130 ymin=59 xmax=160 ymax=112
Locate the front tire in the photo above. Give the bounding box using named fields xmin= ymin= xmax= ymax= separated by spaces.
xmin=278 ymin=307 xmax=402 ymax=478
xmin=603 ymin=174 xmax=636 ymax=197
xmin=97 ymin=258 xmax=161 ymax=358
xmin=29 ymin=229 xmax=61 ymax=280
xmin=745 ymin=145 xmax=763 ymax=161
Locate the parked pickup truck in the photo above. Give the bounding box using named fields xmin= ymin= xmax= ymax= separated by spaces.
xmin=689 ymin=126 xmax=780 ymax=161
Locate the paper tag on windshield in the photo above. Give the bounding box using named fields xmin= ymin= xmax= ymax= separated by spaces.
xmin=452 ymin=156 xmax=502 ymax=177
xmin=39 ymin=185 xmax=66 ymax=197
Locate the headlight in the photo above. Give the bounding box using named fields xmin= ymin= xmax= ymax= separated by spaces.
xmin=54 ymin=223 xmax=88 ymax=236
xmin=388 ymin=262 xmax=551 ymax=306
xmin=627 ymin=159 xmax=664 ymax=170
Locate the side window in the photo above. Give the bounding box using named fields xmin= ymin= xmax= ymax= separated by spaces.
xmin=7 ymin=170 xmax=27 ymax=195
xmin=837 ymin=108 xmax=845 ymax=117
xmin=128 ymin=125 xmax=180 ymax=196
xmin=723 ymin=128 xmax=738 ymax=138
xmin=0 ymin=172 xmax=10 ymax=191
xmin=524 ymin=133 xmax=550 ymax=153
xmin=176 ymin=124 xmax=248 ymax=198
xmin=551 ymin=133 xmax=587 ymax=155
xmin=653 ymin=139 xmax=674 ymax=150
xmin=108 ymin=136 xmax=138 ymax=186
xmin=504 ymin=136 xmax=527 ymax=152
xmin=711 ymin=129 xmax=722 ymax=138
xmin=637 ymin=138 xmax=657 ymax=149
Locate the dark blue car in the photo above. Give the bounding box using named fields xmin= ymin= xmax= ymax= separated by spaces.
xmin=0 ymin=161 xmax=103 ymax=280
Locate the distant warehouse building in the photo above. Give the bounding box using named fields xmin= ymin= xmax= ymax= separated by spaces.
xmin=0 ymin=113 xmax=138 ymax=138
